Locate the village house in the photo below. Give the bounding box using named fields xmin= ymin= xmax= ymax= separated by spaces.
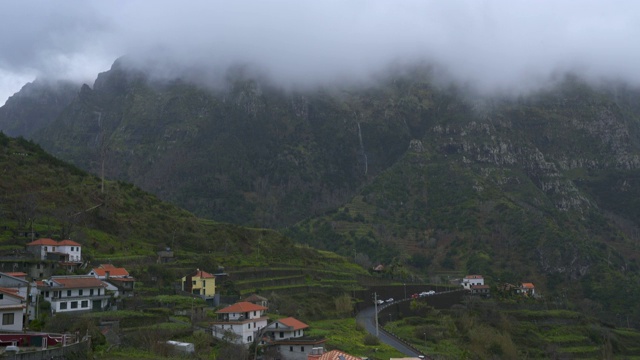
xmin=26 ymin=238 xmax=82 ymax=263
xmin=0 ymin=288 xmax=26 ymax=332
xmin=211 ymin=301 xmax=268 ymax=345
xmin=262 ymin=317 xmax=325 ymax=360
xmin=461 ymin=275 xmax=484 ymax=290
xmin=181 ymin=269 xmax=215 ymax=304
xmin=88 ymin=264 xmax=135 ymax=297
xmin=36 ymin=276 xmax=109 ymax=314
xmin=519 ymin=282 xmax=536 ymax=296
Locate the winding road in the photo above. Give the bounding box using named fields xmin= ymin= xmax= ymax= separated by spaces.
xmin=355 ymin=300 xmax=424 ymax=358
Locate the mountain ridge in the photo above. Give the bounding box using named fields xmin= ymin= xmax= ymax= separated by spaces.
xmin=2 ymin=60 xmax=640 ymax=327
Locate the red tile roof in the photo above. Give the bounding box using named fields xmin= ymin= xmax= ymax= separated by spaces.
xmin=27 ymin=238 xmax=58 ymax=246
xmin=4 ymin=272 xmax=27 ymax=278
xmin=521 ymin=282 xmax=535 ymax=289
xmin=278 ymin=317 xmax=308 ymax=330
xmin=58 ymin=239 xmax=81 ymax=246
xmin=0 ymin=287 xmax=24 ymax=300
xmin=51 ymin=276 xmax=106 ymax=289
xmin=216 ymin=301 xmax=267 ymax=313
xmin=191 ymin=269 xmax=215 ymax=279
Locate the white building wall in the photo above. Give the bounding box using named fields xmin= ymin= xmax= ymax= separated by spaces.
xmin=0 ymin=308 xmax=24 ymax=332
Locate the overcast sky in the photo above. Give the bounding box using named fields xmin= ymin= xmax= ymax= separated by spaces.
xmin=1 ymin=0 xmax=639 ymax=104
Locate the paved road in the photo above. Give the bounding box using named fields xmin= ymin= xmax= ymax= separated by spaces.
xmin=356 ymin=301 xmax=424 ymax=358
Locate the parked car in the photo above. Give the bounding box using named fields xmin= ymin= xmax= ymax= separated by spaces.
xmin=411 ymin=293 xmax=419 ymax=299
xmin=427 ymin=290 xmax=436 ymax=295
xmin=386 ymin=298 xmax=394 ymax=303
xmin=376 ymin=299 xmax=385 ymax=305
xmin=419 ymin=291 xmax=429 ymax=297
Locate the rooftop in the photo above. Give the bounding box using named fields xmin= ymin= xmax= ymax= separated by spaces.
xmin=216 ymin=301 xmax=267 ymax=314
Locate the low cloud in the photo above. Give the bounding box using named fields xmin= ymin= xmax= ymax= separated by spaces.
xmin=1 ymin=0 xmax=639 ymax=103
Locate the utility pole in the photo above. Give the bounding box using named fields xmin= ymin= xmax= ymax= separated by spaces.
xmin=373 ymin=292 xmax=379 ymax=336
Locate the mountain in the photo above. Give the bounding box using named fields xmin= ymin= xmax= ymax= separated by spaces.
xmin=0 ymin=79 xmax=79 ymax=138
xmin=2 ymin=59 xmax=640 ymax=326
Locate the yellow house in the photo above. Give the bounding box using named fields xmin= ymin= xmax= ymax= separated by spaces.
xmin=181 ymin=269 xmax=216 ymax=297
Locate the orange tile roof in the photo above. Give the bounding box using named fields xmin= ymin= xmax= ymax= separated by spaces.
xmin=58 ymin=239 xmax=81 ymax=246
xmin=318 ymin=350 xmax=362 ymax=360
xmin=93 ymin=266 xmax=129 ymax=277
xmin=216 ymin=301 xmax=267 ymax=313
xmin=51 ymin=276 xmax=106 ymax=289
xmin=521 ymin=282 xmax=535 ymax=289
xmin=27 ymin=238 xmax=58 ymax=246
xmin=278 ymin=317 xmax=308 ymax=330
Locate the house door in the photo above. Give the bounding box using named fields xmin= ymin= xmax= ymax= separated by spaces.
xmin=93 ymin=300 xmax=102 ymax=311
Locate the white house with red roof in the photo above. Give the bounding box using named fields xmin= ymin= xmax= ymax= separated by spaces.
xmin=0 ymin=287 xmax=26 ymax=332
xmin=36 ymin=275 xmax=109 ymax=314
xmin=262 ymin=317 xmax=325 ymax=360
xmin=211 ymin=301 xmax=268 ymax=345
xmin=88 ymin=264 xmax=135 ymax=298
xmin=88 ymin=264 xmax=129 ymax=279
xmin=519 ymin=282 xmax=536 ymax=296
xmin=26 ymin=238 xmax=82 ymax=262
xmin=264 ymin=317 xmax=308 ymax=341
xmin=461 ymin=275 xmax=484 ymax=290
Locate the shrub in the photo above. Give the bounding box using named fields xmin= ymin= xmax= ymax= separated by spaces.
xmin=363 ymin=333 xmax=380 ymax=346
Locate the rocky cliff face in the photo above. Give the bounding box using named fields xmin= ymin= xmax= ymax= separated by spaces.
xmin=2 ymin=63 xmax=640 ymax=323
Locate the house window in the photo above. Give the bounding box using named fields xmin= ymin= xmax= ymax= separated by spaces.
xmin=0 ymin=294 xmax=3 ymax=300
xmin=79 ymin=290 xmax=83 ymax=296
xmin=192 ymin=281 xmax=196 ymax=285
xmin=247 ymin=324 xmax=251 ymax=329
xmin=253 ymin=322 xmax=256 ymax=328
xmin=301 ymin=346 xmax=304 ymax=352
xmin=2 ymin=313 xmax=14 ymax=325
xmin=275 ymin=323 xmax=278 ymax=328
xmin=71 ymin=301 xmax=78 ymax=309
xmin=67 ymin=290 xmax=71 ymax=297
xmin=290 ymin=346 xmax=293 ymax=352
xmin=44 ymin=247 xmax=47 ymax=251
xmin=81 ymin=300 xmax=88 ymax=308
xmin=280 ymin=331 xmax=284 ymax=338
xmin=90 ymin=289 xmax=94 ymax=296
xmin=45 ymin=291 xmax=49 ymax=298
xmin=247 ymin=336 xmax=252 ymax=342
xmin=60 ymin=302 xmax=67 ymax=310
xmin=253 ymin=311 xmax=257 ymax=316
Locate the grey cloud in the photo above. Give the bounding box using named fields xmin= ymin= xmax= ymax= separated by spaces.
xmin=1 ymin=0 xmax=640 ymax=103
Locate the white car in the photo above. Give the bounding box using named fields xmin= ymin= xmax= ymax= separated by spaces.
xmin=428 ymin=290 xmax=436 ymax=295
xmin=419 ymin=291 xmax=429 ymax=297
xmin=376 ymin=299 xmax=385 ymax=305
xmin=386 ymin=298 xmax=394 ymax=303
